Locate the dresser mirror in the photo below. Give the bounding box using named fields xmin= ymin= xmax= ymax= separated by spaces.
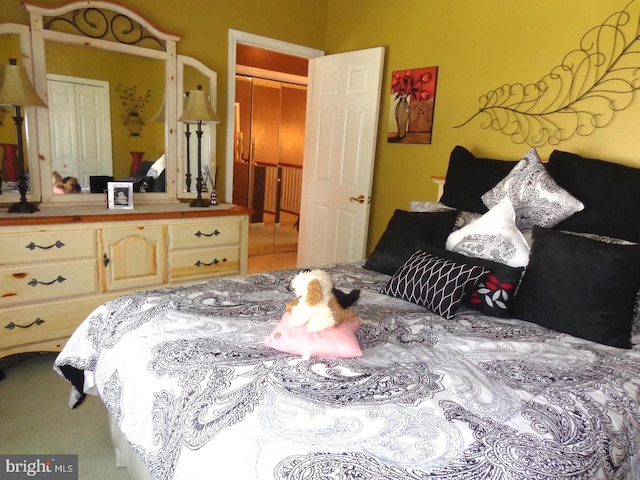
xmin=0 ymin=23 xmax=41 ymax=203
xmin=44 ymin=41 xmax=165 ymax=191
xmin=21 ymin=0 xmax=186 ymax=206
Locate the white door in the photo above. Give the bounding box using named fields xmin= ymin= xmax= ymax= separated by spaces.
xmin=48 ymin=75 xmax=112 ymax=187
xmin=297 ymin=47 xmax=385 ymax=268
xmin=47 ymin=80 xmax=78 ymax=180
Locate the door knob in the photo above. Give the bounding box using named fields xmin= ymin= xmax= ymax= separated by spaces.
xmin=349 ymin=195 xmax=365 ymax=204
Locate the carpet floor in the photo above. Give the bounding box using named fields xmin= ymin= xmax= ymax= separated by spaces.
xmin=0 ymin=353 xmax=131 ymax=479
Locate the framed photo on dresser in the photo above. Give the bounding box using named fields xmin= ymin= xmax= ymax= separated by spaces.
xmin=107 ymin=182 xmax=134 ymax=209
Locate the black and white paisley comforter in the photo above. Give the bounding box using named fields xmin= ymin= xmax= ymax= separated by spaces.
xmin=55 ymin=262 xmax=640 ymax=480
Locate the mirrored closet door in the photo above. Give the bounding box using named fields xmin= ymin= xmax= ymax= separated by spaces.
xmin=233 ymin=72 xmax=306 ymax=256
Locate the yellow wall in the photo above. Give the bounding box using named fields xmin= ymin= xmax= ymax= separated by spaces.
xmin=325 ymin=0 xmax=640 ymax=251
xmin=2 ymin=1 xmax=639 ymax=255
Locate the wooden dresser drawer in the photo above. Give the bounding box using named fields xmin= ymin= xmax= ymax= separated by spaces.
xmin=0 ymin=229 xmax=96 ymax=265
xmin=0 ymin=295 xmax=113 ymax=353
xmin=169 ymin=220 xmax=240 ymax=250
xmin=169 ymin=246 xmax=240 ymax=281
xmin=0 ymin=260 xmax=99 ymax=307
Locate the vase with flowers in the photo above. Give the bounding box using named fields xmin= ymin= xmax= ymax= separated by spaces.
xmin=116 ymin=84 xmax=151 ymax=136
xmin=391 ymin=69 xmax=434 ymax=138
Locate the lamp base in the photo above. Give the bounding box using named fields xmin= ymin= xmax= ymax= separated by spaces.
xmin=8 ymin=199 xmax=39 ymax=213
xmin=189 ymin=197 xmax=210 ymax=208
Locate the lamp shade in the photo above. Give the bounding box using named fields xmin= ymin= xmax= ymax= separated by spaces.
xmin=149 ymin=95 xmax=165 ymax=122
xmin=178 ymin=85 xmax=220 ymax=124
xmin=0 ymin=58 xmax=47 ymax=108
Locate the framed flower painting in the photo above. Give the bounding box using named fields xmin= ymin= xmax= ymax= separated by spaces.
xmin=388 ymin=66 xmax=438 ymax=144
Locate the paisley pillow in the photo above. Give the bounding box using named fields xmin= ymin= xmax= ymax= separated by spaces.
xmin=409 ymin=200 xmax=481 ymax=231
xmin=446 ymin=197 xmax=530 ymax=268
xmin=481 ymin=148 xmax=584 ymax=229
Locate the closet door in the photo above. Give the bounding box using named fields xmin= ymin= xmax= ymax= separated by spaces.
xmin=47 ymin=79 xmax=79 ymax=181
xmin=275 ymin=83 xmax=305 ymax=253
xmin=74 ymin=82 xmax=111 ymax=185
xmin=233 ymin=75 xmax=305 ymax=256
xmin=47 ymin=75 xmax=112 ymax=188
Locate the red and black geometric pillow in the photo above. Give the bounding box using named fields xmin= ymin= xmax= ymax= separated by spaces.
xmin=417 ymin=242 xmax=524 ymax=318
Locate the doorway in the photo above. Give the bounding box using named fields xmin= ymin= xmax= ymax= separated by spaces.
xmin=226 ymin=31 xmax=324 ymax=271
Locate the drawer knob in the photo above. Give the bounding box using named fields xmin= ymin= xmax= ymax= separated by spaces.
xmin=28 ymin=275 xmax=66 ymax=287
xmin=5 ymin=318 xmax=45 ymax=330
xmin=25 ymin=240 xmax=65 ymax=250
xmin=194 ymin=229 xmax=221 ymax=238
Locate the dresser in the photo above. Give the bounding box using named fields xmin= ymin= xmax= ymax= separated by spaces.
xmin=0 ymin=203 xmax=250 ymax=359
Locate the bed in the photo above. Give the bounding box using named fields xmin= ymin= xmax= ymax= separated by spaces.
xmin=55 ymin=147 xmax=640 ymax=480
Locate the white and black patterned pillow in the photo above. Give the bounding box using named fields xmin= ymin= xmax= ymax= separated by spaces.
xmin=409 ymin=200 xmax=481 ymax=231
xmin=409 ymin=200 xmax=453 ymax=213
xmin=381 ymin=250 xmax=487 ymax=319
xmin=481 ymin=148 xmax=584 ymax=229
xmin=446 ymin=197 xmax=530 ymax=268
xmin=635 ymin=291 xmax=640 ymax=335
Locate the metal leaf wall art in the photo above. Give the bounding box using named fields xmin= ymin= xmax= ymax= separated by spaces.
xmin=455 ymin=0 xmax=640 ymax=146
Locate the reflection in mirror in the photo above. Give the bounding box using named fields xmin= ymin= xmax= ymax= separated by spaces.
xmin=44 ymin=40 xmax=165 ymax=195
xmin=24 ymin=0 xmax=180 ymax=205
xmin=177 ymin=55 xmax=218 ymax=200
xmin=0 ymin=28 xmax=38 ymax=200
xmin=182 ymin=66 xmax=211 ymax=193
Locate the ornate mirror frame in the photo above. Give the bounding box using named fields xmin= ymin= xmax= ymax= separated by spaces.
xmin=23 ymin=0 xmax=184 ymax=206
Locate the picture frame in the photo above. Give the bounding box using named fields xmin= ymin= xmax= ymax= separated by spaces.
xmin=107 ymin=181 xmax=134 ymax=209
xmin=388 ymin=66 xmax=438 ymax=144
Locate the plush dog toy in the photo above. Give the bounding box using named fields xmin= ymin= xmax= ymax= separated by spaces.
xmin=285 ymin=269 xmax=360 ymax=332
xmin=52 ymin=170 xmax=81 ymax=194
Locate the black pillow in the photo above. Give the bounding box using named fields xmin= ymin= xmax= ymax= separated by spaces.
xmin=439 ymin=146 xmax=517 ymax=214
xmin=135 ymin=161 xmax=155 ymax=176
xmin=512 ymin=227 xmax=640 ymax=349
xmin=547 ymin=150 xmax=640 ymax=243
xmin=381 ymin=249 xmax=487 ymax=319
xmin=364 ymin=209 xmax=458 ymax=275
xmin=418 ymin=242 xmax=524 ymax=318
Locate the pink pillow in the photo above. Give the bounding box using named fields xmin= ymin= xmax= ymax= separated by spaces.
xmin=265 ymin=312 xmax=362 ymax=358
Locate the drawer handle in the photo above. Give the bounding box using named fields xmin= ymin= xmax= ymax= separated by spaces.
xmin=195 ymin=229 xmax=221 ymax=238
xmin=28 ymin=275 xmax=66 ymax=287
xmin=5 ymin=318 xmax=45 ymax=330
xmin=195 ymin=258 xmax=226 ymax=267
xmin=25 ymin=240 xmax=65 ymax=250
